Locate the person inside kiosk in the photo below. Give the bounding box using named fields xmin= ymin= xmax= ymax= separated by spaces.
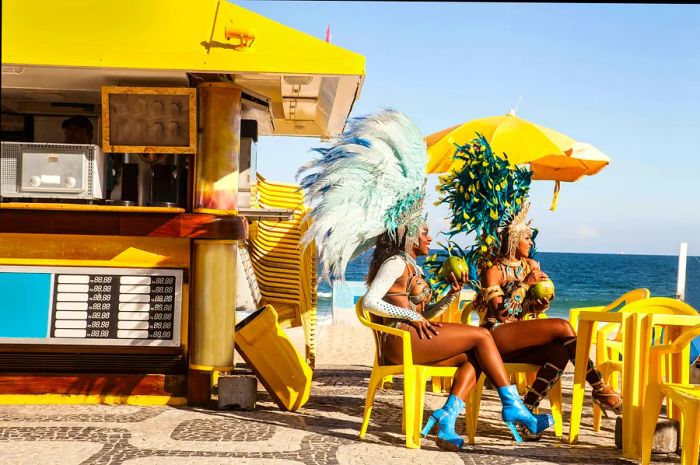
xmin=62 ymin=115 xmax=94 ymax=144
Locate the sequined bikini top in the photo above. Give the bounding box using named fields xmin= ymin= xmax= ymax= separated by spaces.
xmin=385 ymin=254 xmax=434 ymax=309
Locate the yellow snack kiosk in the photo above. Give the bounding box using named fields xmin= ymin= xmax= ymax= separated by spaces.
xmin=0 ymin=0 xmax=364 ymax=405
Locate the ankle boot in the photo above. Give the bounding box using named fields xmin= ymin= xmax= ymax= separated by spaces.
xmin=496 ymin=385 xmax=554 ymax=443
xmin=420 ymin=394 xmax=465 ymax=451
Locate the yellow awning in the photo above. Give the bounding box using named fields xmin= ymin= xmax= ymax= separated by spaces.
xmin=1 ymin=0 xmax=365 ymax=137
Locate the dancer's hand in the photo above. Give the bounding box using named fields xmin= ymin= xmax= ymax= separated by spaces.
xmin=530 ymin=298 xmax=550 ymax=311
xmin=410 ymin=318 xmax=442 ymax=340
xmin=447 ymin=271 xmax=468 ymax=295
xmin=524 ymin=269 xmax=549 ymax=287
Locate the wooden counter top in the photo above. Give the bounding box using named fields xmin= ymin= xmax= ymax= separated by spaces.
xmin=0 ymin=207 xmax=248 ymax=239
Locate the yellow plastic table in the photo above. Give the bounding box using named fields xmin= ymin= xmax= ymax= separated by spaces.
xmin=568 ymin=311 xmax=643 ymax=458
xmin=569 ymin=310 xmax=700 ymax=459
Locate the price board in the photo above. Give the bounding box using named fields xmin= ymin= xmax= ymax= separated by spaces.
xmin=0 ymin=266 xmax=183 ymax=347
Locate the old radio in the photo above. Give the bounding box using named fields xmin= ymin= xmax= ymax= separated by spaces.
xmin=0 ymin=142 xmax=105 ymax=201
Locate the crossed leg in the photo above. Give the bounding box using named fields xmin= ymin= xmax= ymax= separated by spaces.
xmin=491 ymin=318 xmax=620 ymax=410
xmin=383 ymin=322 xmax=510 ymax=400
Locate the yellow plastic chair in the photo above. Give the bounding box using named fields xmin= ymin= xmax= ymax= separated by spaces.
xmin=592 ymin=297 xmax=696 ymax=430
xmin=568 ymin=289 xmax=651 ymax=430
xmin=641 ymin=323 xmax=700 ymax=465
xmin=355 ymin=300 xmax=459 ymax=449
xmin=568 ymin=288 xmax=651 ymax=333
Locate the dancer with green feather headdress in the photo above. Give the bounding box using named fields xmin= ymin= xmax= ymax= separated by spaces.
xmin=298 ymin=110 xmax=553 ymax=450
xmin=430 ymin=135 xmax=622 ymax=440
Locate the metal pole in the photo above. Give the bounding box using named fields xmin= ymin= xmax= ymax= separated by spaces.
xmin=675 ymin=242 xmax=688 ymax=301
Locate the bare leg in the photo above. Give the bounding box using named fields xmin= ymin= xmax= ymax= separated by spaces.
xmin=430 ymin=352 xmax=482 ymax=399
xmin=383 ymin=322 xmax=509 ymax=396
xmin=490 ymin=318 xmax=575 ymax=355
xmin=492 ymin=318 xmax=621 ymax=411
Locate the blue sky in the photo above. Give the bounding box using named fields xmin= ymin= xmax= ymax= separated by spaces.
xmin=238 ymin=1 xmax=700 ymax=256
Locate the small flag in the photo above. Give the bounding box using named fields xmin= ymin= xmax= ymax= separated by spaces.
xmin=325 ymin=24 xmax=331 ymax=43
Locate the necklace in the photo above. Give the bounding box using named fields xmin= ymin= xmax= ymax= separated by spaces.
xmin=499 ymin=257 xmax=525 ymax=268
xmin=402 ymin=253 xmax=423 ymax=275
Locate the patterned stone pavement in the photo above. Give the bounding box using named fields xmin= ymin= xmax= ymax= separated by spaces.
xmin=0 ymin=367 xmax=686 ymax=465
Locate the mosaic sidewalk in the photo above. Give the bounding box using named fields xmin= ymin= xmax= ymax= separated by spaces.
xmin=0 ymin=367 xmax=685 ymax=465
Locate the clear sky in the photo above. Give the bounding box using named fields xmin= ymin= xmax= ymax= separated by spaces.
xmin=238 ymin=1 xmax=700 ymax=256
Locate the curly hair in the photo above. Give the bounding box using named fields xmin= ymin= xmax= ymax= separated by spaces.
xmin=365 ymin=231 xmax=407 ymax=284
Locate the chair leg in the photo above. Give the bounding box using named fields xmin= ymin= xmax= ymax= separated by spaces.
xmin=640 ymin=386 xmax=664 ymax=465
xmin=549 ymin=379 xmax=564 ymax=437
xmin=441 ymin=376 xmax=453 ymax=393
xmin=359 ymin=370 xmax=383 ymax=439
xmin=467 ymin=373 xmax=486 ymax=445
xmin=414 ymin=369 xmax=428 ymax=448
xmin=526 ymin=371 xmax=537 ymax=389
xmin=593 ymin=366 xmax=610 ymax=432
xmin=381 ymin=374 xmax=394 ymax=389
xmin=431 ymin=376 xmax=442 ymax=393
xmin=403 ymin=368 xmax=419 ymax=449
xmin=680 ymin=406 xmax=700 ymax=465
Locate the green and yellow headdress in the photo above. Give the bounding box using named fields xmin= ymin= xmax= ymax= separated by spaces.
xmin=425 ymin=134 xmax=533 ymax=293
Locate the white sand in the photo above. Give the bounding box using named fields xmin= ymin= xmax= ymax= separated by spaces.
xmin=285 ymin=316 xmax=376 ymax=367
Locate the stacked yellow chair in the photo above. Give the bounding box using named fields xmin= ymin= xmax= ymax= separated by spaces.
xmin=568 ymin=288 xmax=650 ymax=431
xmin=641 ymin=323 xmax=700 ymax=465
xmin=248 ymin=174 xmax=318 ymax=367
xmin=355 ymin=300 xmax=460 ymax=449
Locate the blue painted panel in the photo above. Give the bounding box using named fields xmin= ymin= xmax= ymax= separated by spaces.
xmin=332 ymin=280 xmax=367 ymax=309
xmin=0 ymin=272 xmax=51 ymax=338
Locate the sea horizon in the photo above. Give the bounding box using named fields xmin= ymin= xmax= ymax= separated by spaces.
xmin=317 ymin=250 xmax=700 ymax=322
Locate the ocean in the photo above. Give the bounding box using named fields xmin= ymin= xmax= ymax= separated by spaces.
xmin=317 ymin=251 xmax=700 ymax=320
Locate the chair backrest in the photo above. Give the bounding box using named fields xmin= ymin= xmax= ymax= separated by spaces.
xmin=620 ymin=297 xmax=697 ymax=316
xmin=613 ymin=297 xmax=698 ymax=346
xmin=604 ymin=288 xmax=651 ymax=312
xmin=460 ymin=301 xmax=482 ymax=326
xmin=356 ymin=299 xmax=382 ymax=365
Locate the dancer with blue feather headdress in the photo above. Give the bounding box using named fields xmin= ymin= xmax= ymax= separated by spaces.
xmin=298 ymin=110 xmax=554 ymax=450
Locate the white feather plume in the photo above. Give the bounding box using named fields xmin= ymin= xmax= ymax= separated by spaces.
xmin=297 ymin=110 xmax=426 ymax=282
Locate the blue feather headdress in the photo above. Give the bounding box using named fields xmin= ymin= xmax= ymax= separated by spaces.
xmin=425 ymin=135 xmax=533 ymax=294
xmin=297 ymin=110 xmax=427 ymax=282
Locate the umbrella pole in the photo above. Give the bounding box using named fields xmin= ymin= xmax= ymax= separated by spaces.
xmin=549 ymin=181 xmax=561 ymax=212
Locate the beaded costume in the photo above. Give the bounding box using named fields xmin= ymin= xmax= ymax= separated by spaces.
xmin=479 ymin=257 xmax=535 ymax=330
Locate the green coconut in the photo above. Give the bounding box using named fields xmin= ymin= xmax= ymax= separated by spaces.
xmin=440 ymin=256 xmax=469 ymax=281
xmin=528 ymin=278 xmax=555 ymax=300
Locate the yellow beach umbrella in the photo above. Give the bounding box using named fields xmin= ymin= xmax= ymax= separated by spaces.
xmin=425 ymin=112 xmax=610 ymax=210
xmin=425 ymin=111 xmax=575 ymax=173
xmin=531 ymin=142 xmax=610 ymax=182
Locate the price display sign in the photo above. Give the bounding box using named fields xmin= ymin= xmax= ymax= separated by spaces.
xmin=0 ymin=266 xmax=183 ymax=347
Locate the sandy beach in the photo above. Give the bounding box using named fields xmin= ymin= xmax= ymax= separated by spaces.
xmin=286 ymin=317 xmax=377 ymax=367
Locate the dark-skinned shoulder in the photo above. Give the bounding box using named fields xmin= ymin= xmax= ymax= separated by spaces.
xmin=481 ymin=264 xmax=503 ymax=287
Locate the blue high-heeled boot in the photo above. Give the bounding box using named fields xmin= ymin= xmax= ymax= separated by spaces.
xmin=420 ymin=394 xmax=465 ymax=451
xmin=497 ymin=385 xmax=555 ymax=443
